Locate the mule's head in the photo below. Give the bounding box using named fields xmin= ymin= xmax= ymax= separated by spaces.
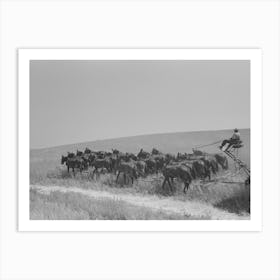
xmin=137 ymin=148 xmax=149 ymax=159
xmin=129 ymin=153 xmax=137 ymax=161
xmin=137 ymin=148 xmax=143 ymax=157
xmin=84 ymin=147 xmax=91 ymax=154
xmin=151 ymin=148 xmax=160 ymax=155
xmin=193 ymin=149 xmax=204 ymax=156
xmin=112 ymin=149 xmax=120 ymax=155
xmin=67 ymin=152 xmax=75 ymax=158
xmin=61 ymin=155 xmax=67 ymax=164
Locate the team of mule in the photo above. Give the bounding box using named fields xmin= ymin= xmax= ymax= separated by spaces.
xmin=61 ymin=148 xmax=228 ymax=194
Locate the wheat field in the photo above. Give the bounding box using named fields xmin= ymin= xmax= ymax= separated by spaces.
xmin=30 ymin=129 xmax=250 ymax=220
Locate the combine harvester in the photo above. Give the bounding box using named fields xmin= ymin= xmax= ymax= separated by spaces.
xmin=220 ymin=140 xmax=250 ymax=186
xmin=194 ymin=139 xmax=250 ymax=186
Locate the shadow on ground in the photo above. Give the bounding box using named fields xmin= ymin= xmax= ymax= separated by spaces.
xmin=214 ymin=184 xmax=250 ymax=214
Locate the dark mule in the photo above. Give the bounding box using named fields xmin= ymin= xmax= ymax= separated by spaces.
xmin=162 ymin=163 xmax=193 ymax=194
xmin=165 ymin=153 xmax=176 ymax=164
xmin=90 ymin=157 xmax=112 ymax=177
xmin=214 ymin=153 xmax=229 ymax=170
xmin=177 ymin=152 xmax=189 ymax=161
xmin=152 ymin=154 xmax=165 ymax=173
xmin=191 ymin=159 xmax=211 ymax=181
xmin=76 ymin=150 xmax=83 ymax=156
xmin=125 ymin=152 xmax=138 ymax=161
xmin=192 ymin=149 xmax=205 ymax=156
xmin=137 ymin=148 xmax=150 ymax=159
xmin=115 ymin=159 xmax=138 ymax=185
xmin=135 ymin=160 xmax=147 ymax=177
xmin=61 ymin=154 xmax=86 ymax=175
xmin=201 ymin=156 xmax=219 ymax=176
xmin=151 ymin=148 xmax=161 ymax=155
xmin=144 ymin=157 xmax=157 ymax=174
xmin=84 ymin=147 xmax=92 ymax=154
xmin=61 ymin=155 xmax=70 ymax=172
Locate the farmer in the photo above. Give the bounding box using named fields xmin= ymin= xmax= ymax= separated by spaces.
xmin=219 ymin=128 xmax=241 ymax=151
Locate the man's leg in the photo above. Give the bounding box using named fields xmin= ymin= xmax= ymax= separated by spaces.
xmin=220 ymin=139 xmax=230 ymax=149
xmin=225 ymin=140 xmax=236 ymax=151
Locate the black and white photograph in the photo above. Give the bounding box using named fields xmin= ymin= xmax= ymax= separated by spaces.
xmin=27 ymin=51 xmax=252 ymax=222
xmin=2 ymin=1 xmax=280 ymax=279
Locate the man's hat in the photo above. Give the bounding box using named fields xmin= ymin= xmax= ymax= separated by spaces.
xmin=234 ymin=128 xmax=239 ymax=132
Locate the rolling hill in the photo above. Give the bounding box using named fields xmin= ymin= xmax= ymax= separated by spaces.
xmin=30 ymin=128 xmax=251 ymax=220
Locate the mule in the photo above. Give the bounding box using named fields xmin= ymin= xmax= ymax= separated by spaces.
xmin=162 ymin=163 xmax=193 ymax=194
xmin=115 ymin=159 xmax=138 ymax=184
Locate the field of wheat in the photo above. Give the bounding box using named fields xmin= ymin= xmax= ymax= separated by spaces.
xmin=30 ymin=129 xmax=250 ymax=220
xmin=30 ymin=160 xmax=250 ymax=219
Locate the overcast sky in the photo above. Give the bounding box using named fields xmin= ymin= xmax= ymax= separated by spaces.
xmin=30 ymin=60 xmax=250 ymax=149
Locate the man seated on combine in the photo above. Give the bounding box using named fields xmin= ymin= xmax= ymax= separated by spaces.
xmin=219 ymin=128 xmax=241 ymax=151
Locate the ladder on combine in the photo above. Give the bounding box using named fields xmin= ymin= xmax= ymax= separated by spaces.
xmin=221 ymin=142 xmax=250 ymax=185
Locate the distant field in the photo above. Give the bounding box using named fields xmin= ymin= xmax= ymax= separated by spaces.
xmin=30 ymin=129 xmax=250 ymax=220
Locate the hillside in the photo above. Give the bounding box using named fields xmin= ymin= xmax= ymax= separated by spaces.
xmin=30 ymin=128 xmax=250 ymax=171
xmin=30 ymin=128 xmax=250 ymax=220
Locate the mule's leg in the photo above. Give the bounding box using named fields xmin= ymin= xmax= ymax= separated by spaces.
xmin=167 ymin=178 xmax=173 ymax=192
xmin=162 ymin=178 xmax=167 ymax=189
xmin=96 ymin=168 xmax=101 ymax=178
xmin=184 ymin=182 xmax=190 ymax=194
xmin=124 ymin=173 xmax=126 ymax=184
xmin=208 ymin=171 xmax=211 ymax=181
xmin=92 ymin=168 xmax=98 ymax=180
xmin=131 ymin=176 xmax=133 ymax=185
xmin=116 ymin=171 xmax=121 ymax=183
xmin=67 ymin=165 xmax=70 ymax=173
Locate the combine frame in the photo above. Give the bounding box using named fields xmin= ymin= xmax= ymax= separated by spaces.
xmin=221 ymin=145 xmax=250 ymax=185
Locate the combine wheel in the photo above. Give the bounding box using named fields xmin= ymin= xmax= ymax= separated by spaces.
xmin=245 ymin=176 xmax=250 ymax=186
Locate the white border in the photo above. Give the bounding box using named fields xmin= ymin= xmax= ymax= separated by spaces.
xmin=18 ymin=49 xmax=262 ymax=232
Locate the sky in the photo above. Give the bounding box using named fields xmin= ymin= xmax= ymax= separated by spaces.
xmin=30 ymin=60 xmax=250 ymax=149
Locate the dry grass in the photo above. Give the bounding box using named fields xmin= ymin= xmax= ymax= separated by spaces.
xmin=29 ymin=129 xmax=250 ymax=220
xmin=30 ymin=189 xmax=203 ymax=220
xmin=30 ymin=165 xmax=250 ymax=217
